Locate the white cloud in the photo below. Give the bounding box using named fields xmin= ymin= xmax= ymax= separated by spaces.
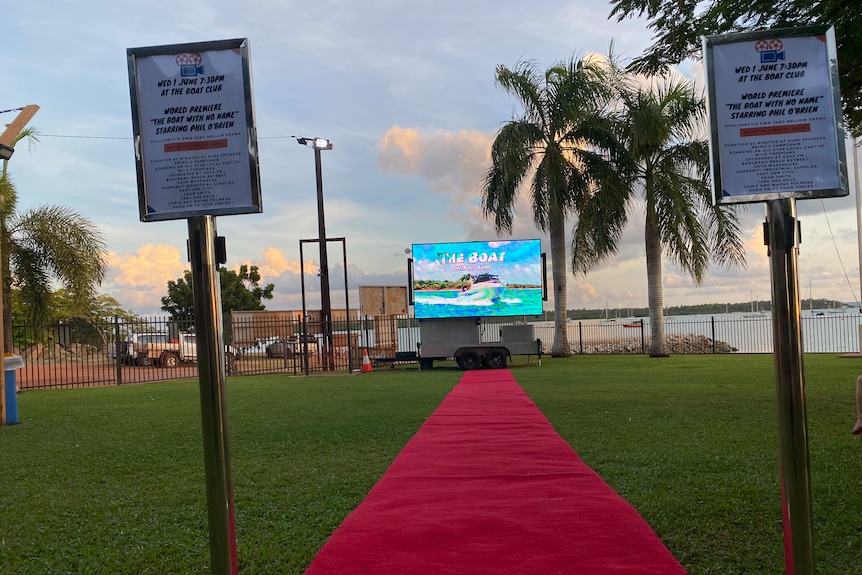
xmin=7 ymin=1 xmax=862 ymax=318
xmin=103 ymin=244 xmax=187 ymax=314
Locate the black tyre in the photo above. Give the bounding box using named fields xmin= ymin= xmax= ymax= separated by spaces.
xmin=459 ymin=350 xmax=481 ymax=370
xmin=484 ymin=348 xmax=507 ymax=369
xmin=161 ymin=352 xmax=180 ymax=368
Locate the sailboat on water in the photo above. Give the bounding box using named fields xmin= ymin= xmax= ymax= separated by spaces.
xmin=599 ymin=298 xmax=617 ymax=325
xmin=743 ymin=292 xmax=767 ymax=318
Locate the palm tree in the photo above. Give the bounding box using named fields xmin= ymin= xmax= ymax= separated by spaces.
xmin=481 ymin=57 xmax=628 ymax=356
xmin=0 ymin=128 xmax=108 ymax=352
xmin=573 ymin=74 xmax=745 ymax=356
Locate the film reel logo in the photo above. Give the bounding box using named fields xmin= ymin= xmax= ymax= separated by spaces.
xmin=176 ymin=53 xmax=204 ymax=77
xmin=755 ymin=39 xmax=785 ymax=64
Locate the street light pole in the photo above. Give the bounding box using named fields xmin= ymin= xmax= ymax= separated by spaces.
xmin=313 ymin=144 xmax=334 ymax=371
xmin=296 ymin=137 xmax=334 ymax=371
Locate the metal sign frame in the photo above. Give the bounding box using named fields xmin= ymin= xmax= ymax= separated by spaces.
xmin=701 ymin=24 xmax=851 ymax=575
xmin=704 ymin=25 xmax=848 ymax=205
xmin=126 ymin=38 xmax=263 ymax=575
xmin=127 ymin=38 xmax=262 ymax=221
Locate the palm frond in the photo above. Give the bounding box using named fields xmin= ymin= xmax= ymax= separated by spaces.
xmin=9 ymin=205 xmax=108 ymax=316
xmin=10 ymin=245 xmax=53 ymax=325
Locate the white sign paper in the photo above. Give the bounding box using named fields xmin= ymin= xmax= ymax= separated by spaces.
xmin=128 ymin=39 xmax=261 ymax=221
xmin=705 ymin=28 xmax=847 ymax=204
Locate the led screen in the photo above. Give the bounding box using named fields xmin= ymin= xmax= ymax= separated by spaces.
xmin=412 ymin=239 xmax=543 ymax=319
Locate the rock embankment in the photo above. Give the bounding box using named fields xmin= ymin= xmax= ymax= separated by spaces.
xmin=574 ymin=333 xmax=737 ymax=354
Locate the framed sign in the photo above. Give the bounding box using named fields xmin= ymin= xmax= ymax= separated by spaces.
xmin=703 ymin=26 xmax=848 ymax=204
xmin=411 ymin=239 xmax=543 ymax=319
xmin=127 ymin=38 xmax=262 ymax=221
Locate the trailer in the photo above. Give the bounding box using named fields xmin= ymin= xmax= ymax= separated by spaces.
xmin=405 ymin=238 xmax=547 ymax=370
xmin=414 ymin=318 xmax=542 ymax=370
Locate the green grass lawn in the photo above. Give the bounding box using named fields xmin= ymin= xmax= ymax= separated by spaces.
xmin=0 ymin=355 xmax=860 ymax=574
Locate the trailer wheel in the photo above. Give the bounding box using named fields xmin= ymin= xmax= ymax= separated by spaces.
xmin=459 ymin=349 xmax=481 ymax=370
xmin=160 ymin=352 xmax=180 ymax=368
xmin=484 ymin=348 xmax=507 ymax=369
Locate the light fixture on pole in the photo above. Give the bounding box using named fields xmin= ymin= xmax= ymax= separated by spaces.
xmin=295 ymin=137 xmax=333 ymax=151
xmin=295 ymin=136 xmax=334 ymax=370
xmin=0 ymin=144 xmax=14 ymax=162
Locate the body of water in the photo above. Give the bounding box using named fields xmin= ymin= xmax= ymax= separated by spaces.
xmin=379 ymin=310 xmax=862 ymax=355
xmin=570 ymin=310 xmax=862 ymax=354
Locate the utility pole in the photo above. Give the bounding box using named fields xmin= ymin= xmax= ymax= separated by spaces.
xmin=0 ymin=104 xmax=39 ymax=426
xmin=0 ymin=105 xmax=40 ymax=147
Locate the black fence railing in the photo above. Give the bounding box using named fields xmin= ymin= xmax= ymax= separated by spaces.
xmin=10 ymin=311 xmax=862 ymax=390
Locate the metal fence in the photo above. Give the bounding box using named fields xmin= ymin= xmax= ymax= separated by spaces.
xmin=12 ymin=314 xmax=420 ymax=391
xmin=10 ymin=311 xmax=862 ymax=390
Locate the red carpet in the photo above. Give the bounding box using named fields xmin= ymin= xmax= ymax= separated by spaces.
xmin=304 ymin=370 xmax=688 ymax=574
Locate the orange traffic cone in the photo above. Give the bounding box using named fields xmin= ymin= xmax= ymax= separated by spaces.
xmin=361 ymin=348 xmax=373 ymax=373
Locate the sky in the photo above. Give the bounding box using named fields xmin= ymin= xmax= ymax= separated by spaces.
xmin=4 ymin=1 xmax=862 ymax=317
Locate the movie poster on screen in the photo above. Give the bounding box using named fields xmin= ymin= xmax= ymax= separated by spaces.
xmin=127 ymin=38 xmax=261 ymax=221
xmin=411 ymin=239 xmax=543 ymax=319
xmin=704 ymin=26 xmax=847 ymax=204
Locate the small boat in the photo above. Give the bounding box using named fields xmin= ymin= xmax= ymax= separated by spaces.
xmin=623 ymin=320 xmax=643 ymax=328
xmin=458 ymin=273 xmax=506 ymax=303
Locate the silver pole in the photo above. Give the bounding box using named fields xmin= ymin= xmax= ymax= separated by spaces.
xmin=766 ymin=198 xmax=815 ymax=575
xmin=188 ymin=215 xmax=237 ymax=575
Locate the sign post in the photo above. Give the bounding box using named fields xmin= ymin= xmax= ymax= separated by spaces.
xmin=189 ymin=215 xmax=237 ymax=573
xmin=127 ymin=38 xmax=261 ymax=575
xmin=704 ymin=26 xmax=847 ymax=575
xmin=765 ymin=198 xmax=814 ymax=572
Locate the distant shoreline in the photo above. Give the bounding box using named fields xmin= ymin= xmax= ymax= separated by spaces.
xmin=561 ymin=299 xmax=857 ymax=320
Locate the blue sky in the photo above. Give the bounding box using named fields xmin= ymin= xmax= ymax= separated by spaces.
xmin=4 ymin=1 xmax=861 ymax=315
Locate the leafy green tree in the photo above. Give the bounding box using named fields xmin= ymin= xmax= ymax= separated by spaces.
xmin=481 ymin=56 xmax=628 ymax=356
xmin=608 ymin=0 xmax=862 ymax=136
xmin=573 ymin=70 xmax=746 ymax=356
xmin=11 ymin=288 xmax=137 ymax=353
xmin=46 ymin=290 xmax=133 ymax=322
xmin=12 ymin=289 xmax=113 ymax=352
xmin=162 ymin=272 xmax=195 ymax=318
xmin=161 ymin=264 xmax=275 ymax=320
xmin=1 ymin=128 xmax=109 ymax=352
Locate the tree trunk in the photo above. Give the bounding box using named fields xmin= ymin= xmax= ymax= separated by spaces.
xmin=645 ymin=220 xmax=668 ymax=357
xmin=549 ymin=211 xmax=571 ymax=357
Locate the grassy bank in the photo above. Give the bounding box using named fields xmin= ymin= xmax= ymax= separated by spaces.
xmin=0 ymin=355 xmax=859 ymax=574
